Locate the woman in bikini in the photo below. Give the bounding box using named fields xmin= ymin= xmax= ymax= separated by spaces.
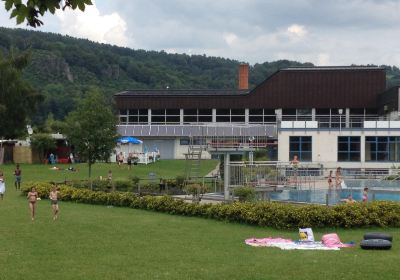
xmin=49 ymin=186 xmax=60 ymax=220
xmin=327 ymin=170 xmax=333 ymax=189
xmin=27 ymin=187 xmax=39 ymax=221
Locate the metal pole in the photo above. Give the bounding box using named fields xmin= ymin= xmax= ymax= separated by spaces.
xmin=224 ymin=153 xmax=230 ymax=200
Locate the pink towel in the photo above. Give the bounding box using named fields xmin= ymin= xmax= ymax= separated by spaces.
xmin=322 ymin=233 xmax=353 ymax=248
xmin=245 ymin=237 xmax=293 ymax=247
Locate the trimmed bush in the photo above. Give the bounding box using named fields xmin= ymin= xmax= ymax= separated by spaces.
xmin=233 ymin=186 xmax=256 ymax=202
xmin=114 ymin=180 xmax=133 ymax=192
xmin=21 ymin=182 xmax=400 ymax=229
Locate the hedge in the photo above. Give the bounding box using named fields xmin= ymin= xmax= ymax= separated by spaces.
xmin=22 ymin=182 xmax=400 ymax=229
xmin=66 ymin=178 xmax=186 ymax=195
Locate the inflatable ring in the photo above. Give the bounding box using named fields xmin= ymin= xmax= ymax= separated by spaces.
xmin=360 ymin=239 xmax=392 ymax=250
xmin=364 ymin=232 xmax=393 ymax=242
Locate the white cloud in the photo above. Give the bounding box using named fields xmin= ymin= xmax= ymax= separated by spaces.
xmin=317 ymin=54 xmax=330 ymax=66
xmin=2 ymin=0 xmax=400 ymax=66
xmin=56 ymin=1 xmax=128 ymax=46
xmin=223 ymin=32 xmax=238 ymax=46
xmin=287 ymin=24 xmax=307 ymax=38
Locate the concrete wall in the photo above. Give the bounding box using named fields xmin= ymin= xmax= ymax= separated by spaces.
xmin=174 ymin=138 xmax=212 ymax=159
xmin=278 ymin=129 xmax=400 ymax=169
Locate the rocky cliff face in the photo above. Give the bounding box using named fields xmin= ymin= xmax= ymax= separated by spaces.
xmin=102 ymin=64 xmax=120 ymax=80
xmin=30 ymin=53 xmax=74 ymax=82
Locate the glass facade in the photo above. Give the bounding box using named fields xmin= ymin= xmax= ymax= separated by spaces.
xmin=248 ymin=109 xmax=276 ymax=123
xmin=365 ymin=136 xmax=400 ymax=162
xmin=118 ymin=107 xmax=379 ymax=127
xmin=289 ymin=136 xmax=312 ymax=161
xmin=119 ymin=109 xmax=148 ymax=124
xmin=338 ymin=136 xmax=360 ymax=161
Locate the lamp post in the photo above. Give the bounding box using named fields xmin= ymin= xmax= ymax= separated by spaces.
xmin=338 ymin=109 xmax=343 ymax=132
xmin=248 ymin=136 xmax=255 ymax=164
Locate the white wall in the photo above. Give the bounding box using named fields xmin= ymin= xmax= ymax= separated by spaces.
xmin=278 ymin=130 xmax=400 ymax=169
xmin=174 ymin=138 xmax=212 ymax=159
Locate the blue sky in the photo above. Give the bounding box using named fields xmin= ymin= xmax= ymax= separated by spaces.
xmin=1 ymin=0 xmax=400 ymax=66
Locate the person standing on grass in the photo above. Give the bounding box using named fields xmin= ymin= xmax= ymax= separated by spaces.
xmin=49 ymin=186 xmax=60 ymax=220
xmin=0 ymin=171 xmax=5 ymax=200
xmin=14 ymin=164 xmax=22 ymax=190
xmin=27 ymin=187 xmax=39 ymax=221
xmin=117 ymin=152 xmax=124 ymax=167
xmin=127 ymin=153 xmax=132 ymax=170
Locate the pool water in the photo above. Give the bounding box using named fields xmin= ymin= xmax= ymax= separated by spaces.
xmin=269 ymin=189 xmax=400 ymax=205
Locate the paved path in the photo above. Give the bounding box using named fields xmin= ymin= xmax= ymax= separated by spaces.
xmin=205 ymin=162 xmax=220 ymax=177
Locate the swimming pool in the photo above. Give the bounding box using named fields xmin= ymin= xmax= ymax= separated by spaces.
xmin=345 ymin=179 xmax=400 ymax=190
xmin=269 ymin=189 xmax=400 ymax=205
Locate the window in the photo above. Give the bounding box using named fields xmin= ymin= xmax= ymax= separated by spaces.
xmin=249 ymin=109 xmax=263 ymax=123
xmin=183 ymin=109 xmax=212 ymax=123
xmin=216 ymin=109 xmax=230 ymax=122
xmin=180 ymin=138 xmax=190 ymax=145
xmin=338 ymin=136 xmax=360 ymax=161
xmin=151 ymin=109 xmax=166 ymax=124
xmin=119 ymin=116 xmax=127 ymax=124
xmin=289 ymin=136 xmax=312 ymax=161
xmin=166 ymin=109 xmax=180 ymax=123
xmin=198 ymin=109 xmax=212 ymax=123
xmin=365 ymin=136 xmax=400 ymax=162
xmin=179 ymin=138 xmax=205 ymax=146
xmin=296 ymin=109 xmax=312 ymax=121
xmin=263 ymin=109 xmax=276 ymax=123
xmin=231 ymin=109 xmax=245 ymax=123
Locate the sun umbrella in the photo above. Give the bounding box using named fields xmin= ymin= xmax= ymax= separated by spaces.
xmin=117 ymin=136 xmax=143 ymax=144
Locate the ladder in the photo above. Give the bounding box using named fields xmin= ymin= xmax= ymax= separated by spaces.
xmin=184 ymin=137 xmax=203 ymax=184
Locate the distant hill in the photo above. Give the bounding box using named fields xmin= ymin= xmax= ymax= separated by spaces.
xmin=0 ymin=27 xmax=399 ymax=124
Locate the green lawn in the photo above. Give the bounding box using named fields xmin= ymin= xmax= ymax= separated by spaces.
xmin=1 ymin=162 xmax=400 ymax=280
xmin=0 ymin=160 xmax=218 ymax=183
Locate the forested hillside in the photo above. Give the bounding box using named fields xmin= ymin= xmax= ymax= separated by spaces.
xmin=1 ymin=27 xmax=400 ymax=124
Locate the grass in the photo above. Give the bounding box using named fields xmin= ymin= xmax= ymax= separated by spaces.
xmin=1 ymin=162 xmax=400 ymax=279
xmin=0 ymin=160 xmax=219 ymax=183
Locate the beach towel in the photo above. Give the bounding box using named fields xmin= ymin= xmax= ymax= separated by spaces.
xmin=244 ymin=238 xmax=339 ymax=250
xmin=245 ymin=237 xmax=293 ymax=247
xmin=321 ymin=233 xmax=354 ymax=248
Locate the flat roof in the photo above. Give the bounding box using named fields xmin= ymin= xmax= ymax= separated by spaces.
xmin=115 ymin=89 xmax=248 ymax=96
xmin=283 ymin=66 xmax=384 ymax=71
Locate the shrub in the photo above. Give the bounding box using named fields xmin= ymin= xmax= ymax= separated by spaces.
xmin=114 ymin=180 xmax=133 ymax=192
xmin=184 ymin=183 xmax=209 ymax=202
xmin=139 ymin=182 xmax=159 ymax=194
xmin=21 ymin=182 xmax=400 ymax=229
xmin=129 ymin=176 xmax=140 ymax=187
xmin=233 ymin=186 xmax=256 ymax=202
xmin=175 ymin=176 xmax=185 ymax=188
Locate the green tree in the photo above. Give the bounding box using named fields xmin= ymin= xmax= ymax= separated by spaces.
xmin=3 ymin=0 xmax=92 ymax=27
xmin=0 ymin=51 xmax=42 ymax=139
xmin=30 ymin=133 xmax=56 ymax=163
xmin=64 ymin=89 xmax=118 ymax=185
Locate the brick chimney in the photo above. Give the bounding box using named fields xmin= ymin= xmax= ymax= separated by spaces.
xmin=238 ymin=63 xmax=249 ymax=90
